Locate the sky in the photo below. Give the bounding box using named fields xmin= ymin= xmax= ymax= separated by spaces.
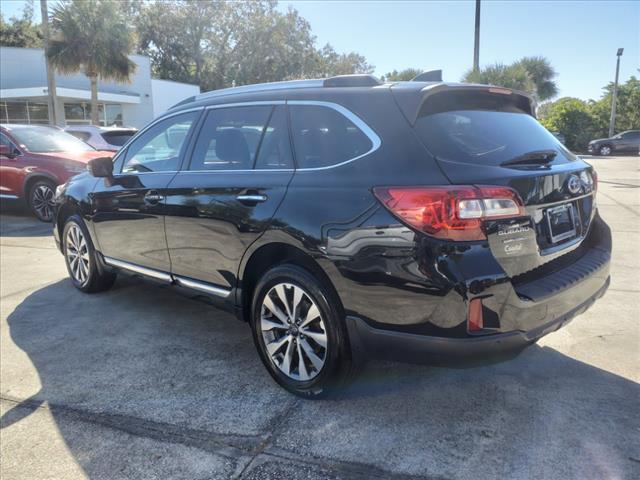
xmin=1 ymin=0 xmax=638 ymax=101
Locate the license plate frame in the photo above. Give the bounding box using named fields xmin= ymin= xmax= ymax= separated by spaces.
xmin=546 ymin=203 xmax=577 ymax=244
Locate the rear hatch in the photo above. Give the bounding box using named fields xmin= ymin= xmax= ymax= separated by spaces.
xmin=407 ymin=86 xmax=597 ymax=277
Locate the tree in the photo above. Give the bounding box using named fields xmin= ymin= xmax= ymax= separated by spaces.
xmin=134 ymin=0 xmax=373 ymax=91
xmin=592 ymin=76 xmax=640 ymax=133
xmin=514 ymin=56 xmax=558 ymax=101
xmin=463 ymin=62 xmax=536 ymax=95
xmin=0 ymin=0 xmax=43 ymax=48
xmin=538 ymin=76 xmax=639 ymax=152
xmin=47 ymin=0 xmax=136 ymax=125
xmin=538 ymin=98 xmax=601 ymax=151
xmin=462 ymin=56 xmax=558 ymax=102
xmin=382 ymin=68 xmax=422 ymax=82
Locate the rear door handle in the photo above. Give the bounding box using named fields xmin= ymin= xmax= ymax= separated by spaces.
xmin=145 ymin=190 xmax=164 ymax=203
xmin=236 ymin=194 xmax=267 ymax=204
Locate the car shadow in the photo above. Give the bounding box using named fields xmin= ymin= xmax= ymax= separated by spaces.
xmin=2 ymin=277 xmax=639 ymax=478
xmin=0 ymin=203 xmax=52 ymax=237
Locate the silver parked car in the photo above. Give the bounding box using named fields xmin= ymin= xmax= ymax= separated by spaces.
xmin=64 ymin=125 xmax=137 ymax=152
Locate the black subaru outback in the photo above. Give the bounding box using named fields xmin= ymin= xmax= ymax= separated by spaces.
xmin=54 ymin=75 xmax=611 ymax=397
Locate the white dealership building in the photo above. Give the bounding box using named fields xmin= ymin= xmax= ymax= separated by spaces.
xmin=0 ymin=46 xmax=200 ymax=128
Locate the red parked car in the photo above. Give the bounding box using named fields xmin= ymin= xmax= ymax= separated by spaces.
xmin=0 ymin=124 xmax=113 ymax=221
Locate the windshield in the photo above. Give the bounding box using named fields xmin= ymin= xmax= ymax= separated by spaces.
xmin=415 ymin=110 xmax=576 ymax=166
xmin=9 ymin=126 xmax=95 ymax=153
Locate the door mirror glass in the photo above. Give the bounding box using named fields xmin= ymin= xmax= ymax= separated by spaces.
xmin=0 ymin=134 xmax=19 ymax=158
xmin=88 ymin=156 xmax=114 ymax=177
xmin=0 ymin=144 xmax=11 ymax=157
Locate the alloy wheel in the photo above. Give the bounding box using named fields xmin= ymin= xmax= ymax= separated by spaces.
xmin=600 ymin=146 xmax=611 ymax=156
xmin=32 ymin=184 xmax=55 ymax=221
xmin=260 ymin=282 xmax=328 ymax=381
xmin=66 ymin=224 xmax=90 ymax=285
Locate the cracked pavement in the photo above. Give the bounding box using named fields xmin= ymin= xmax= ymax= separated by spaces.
xmin=1 ymin=156 xmax=639 ymax=479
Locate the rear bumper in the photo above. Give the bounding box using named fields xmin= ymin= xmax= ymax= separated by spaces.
xmin=346 ymin=272 xmax=610 ymax=366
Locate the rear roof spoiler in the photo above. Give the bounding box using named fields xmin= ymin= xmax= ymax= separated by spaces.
xmin=411 ymin=70 xmax=442 ymax=82
xmin=390 ymin=83 xmax=536 ymax=125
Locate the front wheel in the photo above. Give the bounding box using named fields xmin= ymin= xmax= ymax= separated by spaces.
xmin=28 ymin=179 xmax=56 ymax=222
xmin=599 ymin=145 xmax=612 ymax=156
xmin=250 ymin=264 xmax=354 ymax=398
xmin=63 ymin=215 xmax=116 ymax=293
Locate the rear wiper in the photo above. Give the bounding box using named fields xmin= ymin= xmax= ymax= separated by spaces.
xmin=501 ymin=150 xmax=557 ymax=167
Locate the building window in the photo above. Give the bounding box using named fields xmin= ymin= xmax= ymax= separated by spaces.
xmin=0 ymin=101 xmax=50 ymax=124
xmin=63 ymin=103 xmax=123 ymax=126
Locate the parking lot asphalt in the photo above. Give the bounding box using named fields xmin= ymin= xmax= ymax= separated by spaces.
xmin=1 ymin=156 xmax=639 ymax=480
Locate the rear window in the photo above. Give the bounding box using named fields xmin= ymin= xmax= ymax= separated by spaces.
xmin=289 ymin=105 xmax=373 ymax=169
xmin=101 ymin=130 xmax=135 ymax=146
xmin=415 ymin=91 xmax=575 ymax=165
xmin=67 ymin=131 xmax=91 ymax=142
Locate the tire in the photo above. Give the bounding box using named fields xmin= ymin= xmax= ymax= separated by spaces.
xmin=62 ymin=215 xmax=116 ymax=293
xmin=598 ymin=145 xmax=612 ymax=156
xmin=28 ymin=179 xmax=57 ymax=222
xmin=250 ymin=264 xmax=355 ymax=398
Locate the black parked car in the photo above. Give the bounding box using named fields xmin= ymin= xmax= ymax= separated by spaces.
xmin=54 ymin=75 xmax=611 ymax=397
xmin=587 ymin=130 xmax=640 ymax=156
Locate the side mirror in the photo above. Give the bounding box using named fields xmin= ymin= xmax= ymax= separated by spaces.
xmin=0 ymin=144 xmax=18 ymax=159
xmin=88 ymin=156 xmax=114 ymax=178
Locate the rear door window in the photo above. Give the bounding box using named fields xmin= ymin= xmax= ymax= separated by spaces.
xmin=189 ymin=106 xmax=272 ymax=171
xmin=254 ymin=106 xmax=293 ymax=170
xmin=414 ymin=92 xmax=575 ymax=165
xmin=289 ymin=105 xmax=373 ymax=169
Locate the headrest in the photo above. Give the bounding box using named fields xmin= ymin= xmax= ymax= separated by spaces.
xmin=216 ymin=129 xmax=250 ymax=165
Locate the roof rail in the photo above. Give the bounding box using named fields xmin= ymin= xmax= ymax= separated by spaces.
xmin=169 ymin=75 xmax=383 ymax=110
xmin=322 ymin=74 xmax=382 ymax=87
xmin=193 ymin=79 xmax=324 ymax=103
xmin=411 ymin=70 xmax=443 ymax=82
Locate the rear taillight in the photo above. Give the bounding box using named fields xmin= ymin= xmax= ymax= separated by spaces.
xmin=373 ymin=185 xmax=525 ymax=241
xmin=468 ymin=298 xmax=484 ymax=332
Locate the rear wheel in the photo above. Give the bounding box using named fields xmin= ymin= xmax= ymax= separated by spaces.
xmin=63 ymin=215 xmax=116 ymax=293
xmin=28 ymin=179 xmax=56 ymax=222
xmin=598 ymin=145 xmax=612 ymax=156
xmin=250 ymin=264 xmax=354 ymax=398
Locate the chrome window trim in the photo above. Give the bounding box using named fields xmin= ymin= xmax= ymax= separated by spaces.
xmin=173 ymin=100 xmax=380 ymax=174
xmin=287 ymin=100 xmax=382 ymax=171
xmin=109 ymin=100 xmax=381 ymax=175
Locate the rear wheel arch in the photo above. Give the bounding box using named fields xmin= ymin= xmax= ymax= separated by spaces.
xmin=239 ymin=242 xmax=344 ymax=324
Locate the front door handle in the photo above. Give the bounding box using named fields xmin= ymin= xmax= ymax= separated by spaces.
xmin=236 ymin=194 xmax=267 ymax=204
xmin=145 ymin=190 xmax=164 ymax=203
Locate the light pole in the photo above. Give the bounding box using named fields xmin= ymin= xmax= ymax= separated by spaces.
xmin=608 ymin=48 xmax=624 ymax=138
xmin=473 ymin=0 xmax=481 ymax=72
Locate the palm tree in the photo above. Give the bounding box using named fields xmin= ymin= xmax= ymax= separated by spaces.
xmin=514 ymin=56 xmax=558 ymax=101
xmin=463 ymin=63 xmax=536 ymax=96
xmin=46 ymin=0 xmax=136 ymax=125
xmin=462 ymin=56 xmax=558 ymax=102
